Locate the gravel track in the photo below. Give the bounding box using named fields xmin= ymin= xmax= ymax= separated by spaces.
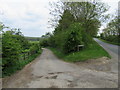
xmin=2 ymin=47 xmax=118 ymax=88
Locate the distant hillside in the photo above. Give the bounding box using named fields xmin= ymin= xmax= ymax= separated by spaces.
xmin=25 ymin=36 xmax=40 ymax=41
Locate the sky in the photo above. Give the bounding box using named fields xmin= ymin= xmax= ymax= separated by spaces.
xmin=0 ymin=0 xmax=119 ymax=37
xmin=98 ymin=0 xmax=119 ymax=34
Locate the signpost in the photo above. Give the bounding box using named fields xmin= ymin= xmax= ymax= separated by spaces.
xmin=77 ymin=45 xmax=84 ymax=51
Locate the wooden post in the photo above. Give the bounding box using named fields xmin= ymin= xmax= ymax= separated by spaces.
xmin=24 ymin=53 xmax=25 ymax=60
xmin=77 ymin=45 xmax=84 ymax=51
xmin=28 ymin=52 xmax=29 ymax=58
xmin=77 ymin=46 xmax=79 ymax=51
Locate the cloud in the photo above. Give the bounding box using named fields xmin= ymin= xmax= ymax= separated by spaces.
xmin=0 ymin=0 xmax=53 ymax=37
xmin=0 ymin=0 xmax=119 ymax=37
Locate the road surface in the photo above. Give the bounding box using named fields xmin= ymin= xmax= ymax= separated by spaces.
xmin=2 ymin=46 xmax=118 ymax=88
xmin=94 ymin=38 xmax=119 ymax=73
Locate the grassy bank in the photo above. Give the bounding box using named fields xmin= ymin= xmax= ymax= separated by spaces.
xmin=49 ymin=41 xmax=111 ymax=62
xmin=98 ymin=38 xmax=120 ymax=46
xmin=2 ymin=49 xmax=42 ymax=77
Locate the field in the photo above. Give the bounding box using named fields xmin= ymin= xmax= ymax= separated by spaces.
xmin=25 ymin=36 xmax=40 ymax=41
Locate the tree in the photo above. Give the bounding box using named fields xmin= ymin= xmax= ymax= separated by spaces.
xmin=53 ymin=10 xmax=75 ymax=34
xmin=63 ymin=23 xmax=84 ymax=53
xmin=49 ymin=1 xmax=109 ymax=36
xmin=65 ymin=1 xmax=109 ymax=36
xmin=2 ymin=28 xmax=31 ymax=72
xmin=2 ymin=31 xmax=22 ymax=70
xmin=47 ymin=1 xmax=109 ymax=54
xmin=100 ymin=16 xmax=119 ymax=44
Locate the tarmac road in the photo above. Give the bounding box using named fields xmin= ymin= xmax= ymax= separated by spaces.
xmin=94 ymin=38 xmax=119 ymax=73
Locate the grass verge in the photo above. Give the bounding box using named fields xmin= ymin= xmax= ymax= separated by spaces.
xmin=49 ymin=41 xmax=111 ymax=62
xmin=2 ymin=49 xmax=42 ymax=77
xmin=98 ymin=38 xmax=120 ymax=46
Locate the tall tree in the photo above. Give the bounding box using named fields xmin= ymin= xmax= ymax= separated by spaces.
xmin=49 ymin=1 xmax=109 ymax=36
xmin=53 ymin=10 xmax=75 ymax=34
xmin=65 ymin=1 xmax=109 ymax=36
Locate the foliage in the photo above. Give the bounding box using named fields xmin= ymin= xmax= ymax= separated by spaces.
xmin=100 ymin=16 xmax=119 ymax=45
xmin=43 ymin=1 xmax=109 ymax=55
xmin=0 ymin=22 xmax=4 ymax=31
xmin=41 ymin=1 xmax=110 ymax=62
xmin=40 ymin=32 xmax=53 ymax=47
xmin=29 ymin=43 xmax=40 ymax=54
xmin=2 ymin=31 xmax=22 ymax=69
xmin=54 ymin=10 xmax=75 ymax=33
xmin=3 ymin=49 xmax=42 ymax=77
xmin=49 ymin=1 xmax=109 ymax=37
xmin=40 ymin=38 xmax=49 ymax=47
xmin=98 ymin=38 xmax=120 ymax=46
xmin=2 ymin=26 xmax=42 ymax=77
xmin=62 ymin=23 xmax=84 ymax=53
xmin=65 ymin=2 xmax=107 ymax=36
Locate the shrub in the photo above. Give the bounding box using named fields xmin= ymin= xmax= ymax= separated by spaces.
xmin=40 ymin=39 xmax=49 ymax=47
xmin=2 ymin=30 xmax=42 ymax=75
xmin=63 ymin=23 xmax=84 ymax=54
xmin=2 ymin=32 xmax=22 ymax=71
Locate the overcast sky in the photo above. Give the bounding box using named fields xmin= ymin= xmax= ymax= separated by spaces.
xmin=0 ymin=0 xmax=119 ymax=37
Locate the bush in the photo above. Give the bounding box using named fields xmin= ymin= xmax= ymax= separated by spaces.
xmin=82 ymin=31 xmax=93 ymax=48
xmin=47 ymin=22 xmax=94 ymax=54
xmin=100 ymin=33 xmax=119 ymax=45
xmin=40 ymin=39 xmax=49 ymax=47
xmin=63 ymin=23 xmax=84 ymax=54
xmin=2 ymin=30 xmax=42 ymax=76
xmin=30 ymin=43 xmax=40 ymax=54
xmin=2 ymin=31 xmax=22 ymax=71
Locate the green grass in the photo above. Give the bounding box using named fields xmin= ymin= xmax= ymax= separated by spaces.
xmin=98 ymin=38 xmax=120 ymax=46
xmin=49 ymin=41 xmax=111 ymax=62
xmin=25 ymin=36 xmax=40 ymax=41
xmin=2 ymin=49 xmax=42 ymax=77
xmin=29 ymin=41 xmax=40 ymax=44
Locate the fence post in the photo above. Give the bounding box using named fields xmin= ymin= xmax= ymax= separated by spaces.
xmin=24 ymin=53 xmax=25 ymax=60
xmin=27 ymin=52 xmax=29 ymax=59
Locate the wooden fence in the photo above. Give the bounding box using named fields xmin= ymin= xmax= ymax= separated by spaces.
xmin=19 ymin=48 xmax=40 ymax=61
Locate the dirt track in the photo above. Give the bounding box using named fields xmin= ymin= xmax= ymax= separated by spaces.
xmin=2 ymin=48 xmax=118 ymax=88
